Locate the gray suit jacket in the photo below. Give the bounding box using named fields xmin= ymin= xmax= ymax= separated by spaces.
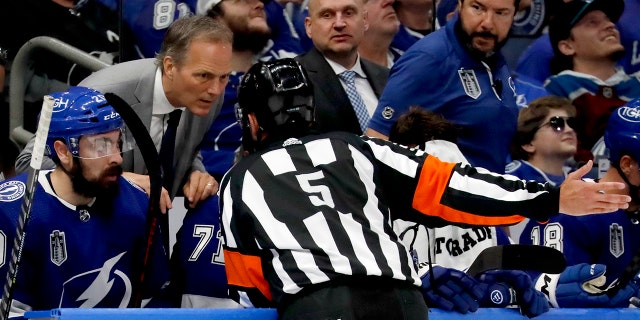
xmin=296 ymin=48 xmax=389 ymax=135
xmin=15 ymin=59 xmax=222 ymax=198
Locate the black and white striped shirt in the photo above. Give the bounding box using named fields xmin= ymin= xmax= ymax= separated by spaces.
xmin=220 ymin=132 xmax=559 ymax=308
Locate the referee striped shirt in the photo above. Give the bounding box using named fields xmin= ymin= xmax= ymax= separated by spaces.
xmin=220 ymin=131 xmax=559 ymax=308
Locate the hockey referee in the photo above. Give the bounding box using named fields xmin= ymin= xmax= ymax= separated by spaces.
xmin=219 ymin=58 xmax=630 ymax=320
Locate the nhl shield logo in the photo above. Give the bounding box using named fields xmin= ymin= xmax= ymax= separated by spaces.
xmin=609 ymin=223 xmax=624 ymax=258
xmin=458 ymin=69 xmax=481 ymax=99
xmin=382 ymin=106 xmax=394 ymax=120
xmin=50 ymin=230 xmax=68 ymax=266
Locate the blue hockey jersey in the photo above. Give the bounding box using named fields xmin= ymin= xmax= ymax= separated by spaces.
xmin=170 ymin=196 xmax=239 ymax=308
xmin=0 ymin=171 xmax=170 ymax=316
xmin=520 ymin=209 xmax=640 ymax=287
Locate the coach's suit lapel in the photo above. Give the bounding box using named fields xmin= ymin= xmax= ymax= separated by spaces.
xmin=299 ymin=49 xmax=362 ymax=134
xmin=128 ymin=64 xmax=156 ymax=176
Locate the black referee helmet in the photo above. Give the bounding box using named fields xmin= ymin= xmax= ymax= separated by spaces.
xmin=236 ymin=58 xmax=314 ymax=151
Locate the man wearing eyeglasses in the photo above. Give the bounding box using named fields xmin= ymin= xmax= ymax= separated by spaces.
xmin=367 ymin=0 xmax=520 ymax=174
xmin=545 ymin=0 xmax=640 ymax=164
xmin=0 ymin=87 xmax=170 ymax=317
xmin=519 ymin=99 xmax=640 ymax=308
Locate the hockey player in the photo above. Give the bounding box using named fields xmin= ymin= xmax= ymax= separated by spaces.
xmin=220 ymin=58 xmax=629 ymax=319
xmin=169 ymin=195 xmax=240 ymax=308
xmin=0 ymin=87 xmax=170 ymax=317
xmin=521 ymin=98 xmax=640 ymax=308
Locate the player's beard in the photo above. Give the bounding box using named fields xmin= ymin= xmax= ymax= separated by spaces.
xmin=233 ymin=29 xmax=271 ymax=54
xmin=226 ymin=16 xmax=271 ymax=53
xmin=68 ymin=158 xmax=122 ymax=199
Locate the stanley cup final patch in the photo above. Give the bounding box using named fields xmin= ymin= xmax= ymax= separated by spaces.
xmin=458 ymin=69 xmax=481 ymax=99
xmin=50 ymin=230 xmax=68 ymax=266
xmin=609 ymin=223 xmax=624 ymax=258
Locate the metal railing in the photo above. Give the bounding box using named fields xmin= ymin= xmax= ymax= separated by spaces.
xmin=9 ymin=36 xmax=111 ymax=145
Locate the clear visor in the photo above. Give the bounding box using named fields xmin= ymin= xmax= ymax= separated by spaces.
xmin=76 ymin=126 xmax=136 ymax=159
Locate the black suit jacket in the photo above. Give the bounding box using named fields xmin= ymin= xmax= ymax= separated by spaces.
xmin=296 ymin=48 xmax=389 ymax=135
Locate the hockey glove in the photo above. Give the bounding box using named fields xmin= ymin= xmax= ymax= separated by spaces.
xmin=534 ymin=263 xmax=613 ymax=307
xmin=419 ymin=266 xmax=483 ymax=313
xmin=477 ymin=269 xmax=549 ymax=318
xmin=603 ymin=271 xmax=640 ymax=308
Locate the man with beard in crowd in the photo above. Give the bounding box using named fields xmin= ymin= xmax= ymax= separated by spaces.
xmin=167 ymin=0 xmax=272 ymax=308
xmin=367 ymin=0 xmax=520 ymax=175
xmin=0 ymin=87 xmax=170 ymax=317
xmin=197 ymin=0 xmax=273 ymax=181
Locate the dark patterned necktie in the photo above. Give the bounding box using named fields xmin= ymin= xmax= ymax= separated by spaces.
xmin=159 ymin=109 xmax=182 ymax=191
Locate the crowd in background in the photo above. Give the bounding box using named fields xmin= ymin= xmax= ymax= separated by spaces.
xmin=0 ymin=0 xmax=639 ymax=318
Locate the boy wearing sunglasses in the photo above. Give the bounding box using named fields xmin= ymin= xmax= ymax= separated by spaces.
xmin=506 ymin=95 xmax=578 ymax=240
xmin=520 ymin=99 xmax=640 ymax=308
xmin=507 ymin=96 xmax=578 ymax=187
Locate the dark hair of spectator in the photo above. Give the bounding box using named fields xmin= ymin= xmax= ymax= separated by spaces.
xmin=389 ymin=106 xmax=459 ymax=147
xmin=510 ymin=96 xmax=576 ymax=160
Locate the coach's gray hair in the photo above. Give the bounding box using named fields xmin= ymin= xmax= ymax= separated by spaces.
xmin=155 ymin=15 xmax=233 ymax=72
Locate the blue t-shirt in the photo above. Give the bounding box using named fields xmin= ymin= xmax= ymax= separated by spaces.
xmin=369 ymin=15 xmax=519 ymax=173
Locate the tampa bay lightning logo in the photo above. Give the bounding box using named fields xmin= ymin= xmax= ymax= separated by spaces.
xmin=511 ymin=0 xmax=545 ymax=36
xmin=618 ymin=105 xmax=640 ymax=123
xmin=0 ymin=180 xmax=26 ymax=202
xmin=59 ymin=252 xmax=132 ymax=308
